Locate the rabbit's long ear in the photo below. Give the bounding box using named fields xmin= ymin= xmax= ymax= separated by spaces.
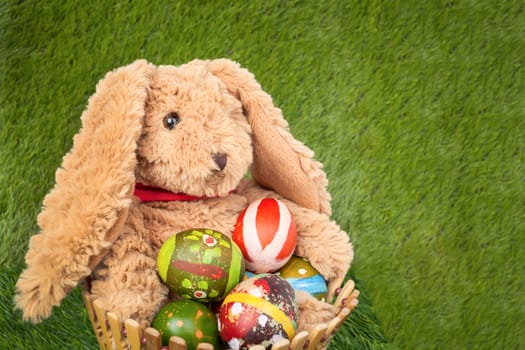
xmin=206 ymin=59 xmax=331 ymax=215
xmin=15 ymin=60 xmax=154 ymax=323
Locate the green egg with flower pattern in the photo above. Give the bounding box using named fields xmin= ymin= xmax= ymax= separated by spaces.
xmin=157 ymin=228 xmax=245 ymax=303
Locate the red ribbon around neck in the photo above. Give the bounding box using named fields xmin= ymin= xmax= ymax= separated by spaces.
xmin=133 ymin=182 xmax=207 ymax=202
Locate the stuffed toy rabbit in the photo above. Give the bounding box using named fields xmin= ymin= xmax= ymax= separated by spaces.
xmin=15 ymin=59 xmax=354 ymax=335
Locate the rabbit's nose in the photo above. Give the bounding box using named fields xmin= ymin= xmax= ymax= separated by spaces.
xmin=212 ymin=153 xmax=227 ymax=171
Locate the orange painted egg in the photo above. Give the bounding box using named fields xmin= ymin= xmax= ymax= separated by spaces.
xmin=232 ymin=198 xmax=297 ymax=273
xmin=151 ymin=299 xmax=219 ymax=350
xmin=157 ymin=228 xmax=245 ymax=303
xmin=218 ymin=274 xmax=298 ymax=350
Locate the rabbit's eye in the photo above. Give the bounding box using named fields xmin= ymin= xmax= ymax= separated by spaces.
xmin=163 ymin=112 xmax=180 ymax=129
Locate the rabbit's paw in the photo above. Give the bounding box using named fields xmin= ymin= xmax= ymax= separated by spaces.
xmin=14 ymin=267 xmax=72 ymax=323
xmin=295 ymin=291 xmax=337 ymax=333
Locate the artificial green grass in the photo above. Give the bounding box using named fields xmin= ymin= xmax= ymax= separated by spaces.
xmin=1 ymin=0 xmax=523 ymax=349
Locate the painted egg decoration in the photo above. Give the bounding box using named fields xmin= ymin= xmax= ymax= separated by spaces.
xmin=218 ymin=274 xmax=298 ymax=350
xmin=277 ymin=256 xmax=328 ymax=301
xmin=232 ymin=198 xmax=297 ymax=273
xmin=151 ymin=299 xmax=219 ymax=350
xmin=157 ymin=228 xmax=245 ymax=303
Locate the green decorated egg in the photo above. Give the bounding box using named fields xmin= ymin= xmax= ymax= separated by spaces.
xmin=157 ymin=228 xmax=245 ymax=302
xmin=151 ymin=299 xmax=219 ymax=349
xmin=277 ymin=256 xmax=328 ymax=301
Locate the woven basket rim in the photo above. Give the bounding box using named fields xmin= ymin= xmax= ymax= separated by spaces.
xmin=82 ymin=278 xmax=359 ymax=350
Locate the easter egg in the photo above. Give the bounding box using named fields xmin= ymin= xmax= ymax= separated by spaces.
xmin=157 ymin=228 xmax=245 ymax=302
xmin=232 ymin=198 xmax=297 ymax=273
xmin=151 ymin=299 xmax=219 ymax=350
xmin=277 ymin=256 xmax=328 ymax=301
xmin=218 ymin=274 xmax=298 ymax=350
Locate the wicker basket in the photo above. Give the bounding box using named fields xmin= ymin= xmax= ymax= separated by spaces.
xmin=82 ymin=279 xmax=359 ymax=350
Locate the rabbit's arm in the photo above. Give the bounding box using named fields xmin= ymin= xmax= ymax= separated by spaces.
xmin=290 ymin=206 xmax=353 ymax=301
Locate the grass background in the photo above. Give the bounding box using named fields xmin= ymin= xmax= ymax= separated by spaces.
xmin=1 ymin=0 xmax=523 ymax=349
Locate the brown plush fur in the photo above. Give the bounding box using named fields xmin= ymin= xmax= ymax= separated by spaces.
xmin=15 ymin=59 xmax=353 ymax=333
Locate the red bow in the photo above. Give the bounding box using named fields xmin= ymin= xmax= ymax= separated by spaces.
xmin=134 ymin=183 xmax=207 ymax=202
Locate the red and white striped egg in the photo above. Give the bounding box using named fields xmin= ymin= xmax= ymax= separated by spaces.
xmin=232 ymin=198 xmax=297 ymax=273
